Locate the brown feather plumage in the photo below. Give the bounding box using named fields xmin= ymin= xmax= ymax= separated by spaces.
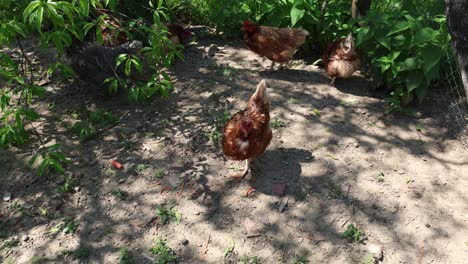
xmin=223 ymin=80 xmax=272 ymax=161
xmin=242 ymin=21 xmax=309 ymax=63
xmin=323 ymin=33 xmax=361 ymax=80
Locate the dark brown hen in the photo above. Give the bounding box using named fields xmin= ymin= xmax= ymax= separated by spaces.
xmin=223 ymin=80 xmax=272 ymax=180
xmin=242 ymin=20 xmax=309 ymax=69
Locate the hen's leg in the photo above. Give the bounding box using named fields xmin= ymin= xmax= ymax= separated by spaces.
xmin=269 ymin=61 xmax=276 ymax=70
xmin=330 ymin=76 xmax=336 ymax=86
xmin=232 ymin=159 xmax=250 ymax=182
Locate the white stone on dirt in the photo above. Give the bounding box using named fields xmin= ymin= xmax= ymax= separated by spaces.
xmin=367 ymin=243 xmax=383 ymax=260
xmin=3 ymin=192 xmax=11 ymax=202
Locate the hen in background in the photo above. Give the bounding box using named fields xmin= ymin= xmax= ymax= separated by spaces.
xmin=163 ymin=22 xmax=193 ymax=45
xmin=223 ymin=80 xmax=272 ymax=180
xmin=242 ymin=20 xmax=309 ymax=69
xmin=323 ymin=33 xmax=360 ymax=85
xmin=65 ymin=40 xmax=143 ymax=86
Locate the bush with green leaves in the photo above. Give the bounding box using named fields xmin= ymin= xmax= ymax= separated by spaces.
xmin=356 ymin=11 xmax=450 ymax=110
xmin=1 ymin=0 xmax=183 ymax=181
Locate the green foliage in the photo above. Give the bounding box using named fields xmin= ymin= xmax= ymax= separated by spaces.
xmin=29 ymin=143 xmax=70 ymax=176
xmin=211 ymin=109 xmax=231 ymax=144
xmin=357 ymin=9 xmax=450 ymax=108
xmin=341 ymin=224 xmax=364 ymax=243
xmin=294 ymin=256 xmax=309 ymax=264
xmin=73 ymin=247 xmax=90 ymax=259
xmin=70 ymin=109 xmax=118 ymax=142
xmin=149 ymin=238 xmax=177 ymax=264
xmin=57 ymin=174 xmax=78 ymax=193
xmin=240 ymin=256 xmax=261 ymax=264
xmin=155 ymin=205 xmax=181 ymax=224
xmin=270 ymin=119 xmax=286 ymax=129
xmin=119 ymin=247 xmax=135 ymax=264
xmin=112 ymin=188 xmax=128 ymax=200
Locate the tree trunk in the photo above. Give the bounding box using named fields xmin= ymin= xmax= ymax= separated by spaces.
xmin=351 ymin=0 xmax=372 ymax=19
xmin=445 ymin=0 xmax=468 ymax=103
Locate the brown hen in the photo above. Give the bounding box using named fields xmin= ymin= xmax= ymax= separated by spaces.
xmin=323 ymin=33 xmax=361 ymax=85
xmin=242 ymin=20 xmax=309 ymax=69
xmin=223 ymin=80 xmax=272 ymax=180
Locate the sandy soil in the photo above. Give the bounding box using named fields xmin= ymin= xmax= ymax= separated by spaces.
xmin=1 ymin=27 xmax=468 ymax=264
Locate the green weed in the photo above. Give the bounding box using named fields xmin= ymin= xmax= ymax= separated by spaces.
xmin=155 ymin=206 xmax=181 ymax=224
xmin=149 ymin=239 xmax=177 ymax=264
xmin=270 ymin=119 xmax=286 ymax=129
xmin=341 ymin=224 xmax=364 ymax=243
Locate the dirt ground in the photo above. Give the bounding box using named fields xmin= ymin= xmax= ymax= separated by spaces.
xmin=1 ymin=27 xmax=468 ymax=264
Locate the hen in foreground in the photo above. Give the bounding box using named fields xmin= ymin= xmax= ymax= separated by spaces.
xmin=242 ymin=20 xmax=309 ymax=69
xmin=223 ymin=80 xmax=272 ymax=180
xmin=323 ymin=33 xmax=361 ymax=85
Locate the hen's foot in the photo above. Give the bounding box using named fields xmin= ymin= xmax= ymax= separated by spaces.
xmin=231 ymin=160 xmax=250 ymax=183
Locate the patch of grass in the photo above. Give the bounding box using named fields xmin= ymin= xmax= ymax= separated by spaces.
xmin=240 ymin=255 xmax=261 ymax=264
xmin=136 ymin=163 xmax=149 ymax=172
xmin=1 ymin=239 xmax=19 ymax=250
xmin=311 ymin=108 xmax=321 ymax=117
xmin=73 ymin=247 xmax=90 ymax=259
xmin=57 ymin=174 xmax=77 ymax=194
xmin=327 ymin=182 xmax=342 ymax=199
xmin=362 ymin=253 xmax=375 ymax=264
xmin=30 ymin=256 xmax=43 ymax=264
xmin=149 ymin=239 xmax=177 ymax=264
xmin=38 ymin=206 xmax=49 ymax=218
xmin=211 ymin=110 xmax=232 ymax=145
xmin=223 ymin=240 xmax=235 ymax=257
xmin=154 ymin=170 xmax=164 ymax=179
xmin=288 ymin=98 xmax=297 ymax=104
xmin=3 ymin=256 xmax=15 ymax=264
xmin=9 ymin=202 xmax=20 ymax=211
xmin=122 ymin=139 xmax=136 ymax=150
xmin=376 ymin=172 xmax=385 ymax=183
xmin=112 ymin=189 xmax=128 ymax=200
xmin=155 ymin=206 xmax=181 ymax=224
xmin=119 ymin=247 xmax=134 ymax=264
xmin=49 ymin=218 xmax=78 ymax=234
xmin=270 ymin=119 xmax=286 ymax=129
xmin=294 ymin=256 xmax=309 ymax=264
xmin=405 ymin=176 xmax=412 ymax=184
xmin=341 ymin=224 xmax=364 ymax=243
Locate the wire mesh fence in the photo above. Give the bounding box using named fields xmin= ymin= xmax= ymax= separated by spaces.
xmin=443 ymin=49 xmax=468 ymax=149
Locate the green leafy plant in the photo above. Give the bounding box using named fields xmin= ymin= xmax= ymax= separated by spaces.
xmin=240 ymin=256 xmax=261 ymax=264
xmin=70 ymin=109 xmax=118 ymax=142
xmin=29 ymin=143 xmax=70 ymax=176
xmin=155 ymin=205 xmax=181 ymax=224
xmin=294 ymin=256 xmax=309 ymax=264
xmin=112 ymin=188 xmax=128 ymax=200
xmin=119 ymin=247 xmax=135 ymax=264
xmin=341 ymin=224 xmax=364 ymax=243
xmin=211 ymin=109 xmax=231 ymax=144
xmin=57 ymin=174 xmax=78 ymax=193
xmin=357 ymin=10 xmax=450 ymax=108
xmin=149 ymin=238 xmax=177 ymax=264
xmin=270 ymin=119 xmax=286 ymax=129
xmin=73 ymin=247 xmax=90 ymax=259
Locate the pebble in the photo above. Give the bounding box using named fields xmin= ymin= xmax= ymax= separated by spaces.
xmin=22 ymin=235 xmax=30 ymax=242
xmin=354 ymin=143 xmax=359 ymax=148
xmin=118 ymin=178 xmax=126 ymax=184
xmin=181 ymin=239 xmax=189 ymax=246
xmin=3 ymin=192 xmax=11 ymax=202
xmin=425 ymin=223 xmax=431 ymax=228
xmin=367 ymin=243 xmax=383 ymax=260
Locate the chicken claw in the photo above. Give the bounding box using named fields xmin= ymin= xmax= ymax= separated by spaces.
xmin=232 ymin=160 xmax=251 ymax=182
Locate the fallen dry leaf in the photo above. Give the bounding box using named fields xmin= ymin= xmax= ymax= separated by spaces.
xmin=111 ymin=160 xmax=123 ymax=170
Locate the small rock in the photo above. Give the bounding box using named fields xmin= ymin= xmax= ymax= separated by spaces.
xmin=243 ymin=218 xmax=261 ymax=238
xmin=354 ymin=143 xmax=359 ymax=148
xmin=118 ymin=178 xmax=126 ymax=184
xmin=22 ymin=235 xmax=30 ymax=242
xmin=367 ymin=243 xmax=383 ymax=260
xmin=181 ymin=239 xmax=189 ymax=246
xmin=278 ymin=197 xmax=289 ymax=212
xmin=425 ymin=223 xmax=431 ymax=228
xmin=3 ymin=192 xmax=11 ymax=202
xmin=73 ymin=186 xmax=81 ymax=192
